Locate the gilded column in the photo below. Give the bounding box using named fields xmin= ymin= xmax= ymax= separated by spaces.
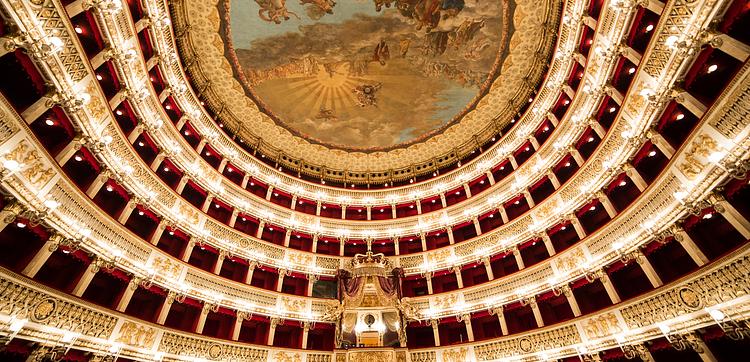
xmin=72 ymin=259 xmax=100 ymax=297
xmin=460 ymin=314 xmax=474 ymax=342
xmin=22 ymin=234 xmax=62 ymax=278
xmin=598 ymin=270 xmax=621 ymax=304
xmin=636 ymin=251 xmax=663 ymax=288
xmin=528 ymin=297 xmax=544 ymax=327
xmin=710 ymin=193 xmax=750 ymax=239
xmin=268 ymin=317 xmax=280 ymax=346
xmin=482 ymin=256 xmax=494 ymax=280
xmin=512 ymin=246 xmax=525 ymax=270
xmin=430 ymin=319 xmax=440 ymax=347
xmin=116 ymin=278 xmax=139 ymax=312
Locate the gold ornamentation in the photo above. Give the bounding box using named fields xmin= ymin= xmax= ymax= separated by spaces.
xmin=555 ymin=248 xmax=586 ymax=274
xmin=115 ymin=321 xmax=157 ymax=349
xmin=280 ymin=296 xmax=305 ymax=313
xmin=518 ymin=337 xmax=534 ymax=352
xmin=624 ymin=81 xmax=648 ymax=117
xmin=583 ymin=312 xmax=622 ymax=339
xmin=433 ymin=293 xmax=459 ymax=309
xmin=85 ymin=83 xmax=106 ymax=119
xmin=0 ymin=109 xmax=19 ymax=145
xmin=32 ymin=298 xmax=56 ymax=322
xmin=678 ymin=287 xmax=702 ymax=310
xmin=151 ymin=256 xmax=182 ymax=280
xmin=287 ymin=252 xmax=312 ymax=266
xmin=6 ymin=141 xmax=55 ymax=188
xmin=207 ymin=343 xmax=222 ymax=359
xmin=395 ymin=351 xmax=407 ymax=362
xmin=443 ymin=347 xmax=468 ymax=362
xmin=272 ymin=351 xmax=302 ymax=362
xmin=678 ymin=134 xmax=719 ymax=180
xmin=347 ymin=351 xmax=392 ymax=362
xmin=177 ymin=202 xmax=200 ymax=225
xmin=534 ymin=198 xmax=558 ymax=221
xmin=427 ymin=249 xmax=451 ymax=265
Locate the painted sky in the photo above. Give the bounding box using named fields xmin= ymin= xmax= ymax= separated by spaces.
xmin=226 ymin=0 xmax=509 ymax=149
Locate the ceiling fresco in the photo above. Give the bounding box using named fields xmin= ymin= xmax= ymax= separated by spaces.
xmin=223 ymin=0 xmax=514 ymax=150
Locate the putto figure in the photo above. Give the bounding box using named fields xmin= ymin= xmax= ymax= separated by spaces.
xmin=301 ymin=0 xmax=336 ymax=14
xmin=255 ymin=0 xmax=299 ymax=23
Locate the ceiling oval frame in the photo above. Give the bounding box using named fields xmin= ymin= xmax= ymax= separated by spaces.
xmin=170 ymin=0 xmax=562 ymax=185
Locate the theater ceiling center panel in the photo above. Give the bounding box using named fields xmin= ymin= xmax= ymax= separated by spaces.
xmin=222 ymin=0 xmax=513 ymax=150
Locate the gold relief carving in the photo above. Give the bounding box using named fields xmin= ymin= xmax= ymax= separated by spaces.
xmin=348 ymin=351 xmax=392 ymax=362
xmin=203 ymin=165 xmax=220 ymax=185
xmin=678 ymin=134 xmax=719 ymax=180
xmin=420 ymin=211 xmax=444 ymax=226
xmin=0 ymin=110 xmax=19 ymax=145
xmin=177 ymin=202 xmax=200 ymax=225
xmin=6 ymin=141 xmax=55 ymax=188
xmin=207 ymin=343 xmax=222 ymax=359
xmin=272 ymin=351 xmax=302 ymax=362
xmin=688 ymin=134 xmax=719 ymax=158
xmin=361 ymin=294 xmax=379 ymax=307
xmin=151 ymin=256 xmax=181 ymax=280
xmin=32 ymin=298 xmax=56 ymax=322
xmin=534 ymin=198 xmax=558 ymax=221
xmin=518 ymin=337 xmax=534 ymax=352
xmin=624 ymin=81 xmax=648 ymax=117
xmin=395 ymin=351 xmax=407 ymax=362
xmin=287 ymin=252 xmax=312 ymax=266
xmin=555 ymin=248 xmax=585 ymax=274
xmin=583 ymin=312 xmax=622 ymax=339
xmin=443 ymin=347 xmax=468 ymax=362
xmin=678 ymin=287 xmax=703 ymax=310
xmin=587 ymin=61 xmax=600 ymax=78
xmin=433 ymin=294 xmax=459 ymax=309
xmin=427 ymin=249 xmax=451 ymax=265
xmin=280 ymin=297 xmax=305 ymax=313
xmin=85 ymin=83 xmax=106 ymax=119
xmin=291 ymin=212 xmax=315 ymax=226
xmin=679 ymin=154 xmax=705 ymax=180
xmin=115 ymin=321 xmax=157 ymax=349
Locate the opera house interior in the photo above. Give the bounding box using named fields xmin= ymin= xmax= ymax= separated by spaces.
xmin=0 ymin=0 xmax=749 ymax=361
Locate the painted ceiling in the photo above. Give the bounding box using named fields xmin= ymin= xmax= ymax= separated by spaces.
xmin=223 ymin=0 xmax=514 ymax=150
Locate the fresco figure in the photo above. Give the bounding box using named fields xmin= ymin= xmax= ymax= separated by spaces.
xmin=373 ymin=0 xmax=397 ymax=12
xmin=255 ymin=0 xmax=299 ymax=23
xmin=373 ymin=39 xmax=391 ymax=66
xmin=301 ymin=0 xmax=336 ymax=19
xmin=412 ymin=0 xmax=465 ymax=32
